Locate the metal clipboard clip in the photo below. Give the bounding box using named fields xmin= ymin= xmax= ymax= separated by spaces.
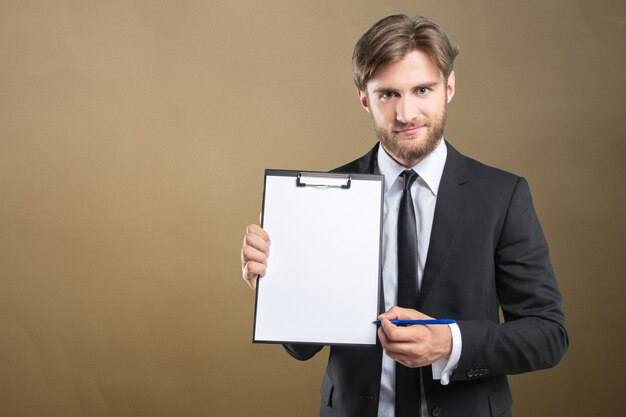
xmin=296 ymin=172 xmax=352 ymax=189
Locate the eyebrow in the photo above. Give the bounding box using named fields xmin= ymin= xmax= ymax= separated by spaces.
xmin=414 ymin=81 xmax=441 ymax=89
xmin=372 ymin=81 xmax=441 ymax=94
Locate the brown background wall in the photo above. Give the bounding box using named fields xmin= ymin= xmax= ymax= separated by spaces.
xmin=1 ymin=0 xmax=624 ymax=416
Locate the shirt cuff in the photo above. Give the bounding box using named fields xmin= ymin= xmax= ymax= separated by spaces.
xmin=431 ymin=323 xmax=462 ymax=385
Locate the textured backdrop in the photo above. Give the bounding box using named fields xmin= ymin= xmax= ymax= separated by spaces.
xmin=1 ymin=1 xmax=624 ymax=415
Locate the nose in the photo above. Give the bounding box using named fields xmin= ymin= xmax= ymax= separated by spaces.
xmin=396 ymin=96 xmax=419 ymax=124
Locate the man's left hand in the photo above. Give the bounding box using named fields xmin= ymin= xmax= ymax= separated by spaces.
xmin=377 ymin=306 xmax=453 ymax=368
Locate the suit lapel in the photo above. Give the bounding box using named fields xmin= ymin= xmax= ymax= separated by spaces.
xmin=419 ymin=142 xmax=470 ymax=308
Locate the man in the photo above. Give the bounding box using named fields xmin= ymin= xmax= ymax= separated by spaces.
xmin=241 ymin=15 xmax=567 ymax=417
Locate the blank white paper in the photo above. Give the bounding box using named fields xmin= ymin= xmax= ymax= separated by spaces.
xmin=253 ymin=171 xmax=383 ymax=345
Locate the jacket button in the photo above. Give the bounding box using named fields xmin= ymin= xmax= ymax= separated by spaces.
xmin=431 ymin=406 xmax=442 ymax=416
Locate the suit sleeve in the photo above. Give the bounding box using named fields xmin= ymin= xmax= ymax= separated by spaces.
xmin=452 ymin=177 xmax=568 ymax=381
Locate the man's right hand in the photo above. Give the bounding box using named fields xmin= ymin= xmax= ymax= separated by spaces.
xmin=241 ymin=224 xmax=271 ymax=289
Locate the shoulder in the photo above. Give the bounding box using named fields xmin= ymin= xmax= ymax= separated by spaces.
xmin=446 ymin=142 xmax=533 ymax=211
xmin=331 ymin=143 xmax=379 ymax=174
xmin=448 ymin=142 xmax=522 ymax=189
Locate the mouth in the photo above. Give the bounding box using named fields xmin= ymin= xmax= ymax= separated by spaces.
xmin=394 ymin=125 xmax=424 ymax=136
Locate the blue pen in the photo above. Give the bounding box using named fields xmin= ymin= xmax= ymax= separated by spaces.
xmin=372 ymin=319 xmax=456 ymax=326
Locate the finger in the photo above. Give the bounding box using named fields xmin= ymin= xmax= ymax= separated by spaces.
xmin=396 ymin=309 xmax=432 ymax=320
xmin=377 ymin=326 xmax=388 ymax=345
xmin=243 ymin=261 xmax=267 ymax=280
xmin=244 ymin=274 xmax=257 ymax=290
xmin=242 ymin=245 xmax=268 ymax=266
xmin=395 ymin=307 xmax=419 ymax=320
xmin=378 ymin=306 xmax=412 ymax=321
xmin=378 ymin=326 xmax=392 ymax=353
xmin=241 ymin=238 xmax=267 ymax=271
xmin=378 ymin=326 xmax=413 ymax=363
xmin=244 ymin=232 xmax=271 ymax=256
xmin=378 ymin=327 xmax=412 ymax=349
xmin=382 ymin=319 xmax=429 ymax=343
xmin=246 ymin=224 xmax=270 ymax=244
xmin=378 ymin=321 xmax=404 ymax=352
xmin=242 ymin=262 xmax=267 ymax=289
xmin=380 ymin=331 xmax=427 ymax=365
xmin=380 ymin=319 xmax=407 ymax=342
xmin=379 ymin=307 xmax=433 ymax=321
xmin=380 ymin=319 xmax=412 ymax=342
xmin=242 ymin=262 xmax=257 ymax=289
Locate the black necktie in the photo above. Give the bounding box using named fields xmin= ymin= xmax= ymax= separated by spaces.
xmin=395 ymin=169 xmax=421 ymax=417
xmin=397 ymin=169 xmax=419 ymax=308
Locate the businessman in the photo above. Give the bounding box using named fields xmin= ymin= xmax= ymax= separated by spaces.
xmin=241 ymin=15 xmax=568 ymax=417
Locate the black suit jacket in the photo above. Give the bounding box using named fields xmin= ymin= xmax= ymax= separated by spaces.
xmin=284 ymin=142 xmax=568 ymax=417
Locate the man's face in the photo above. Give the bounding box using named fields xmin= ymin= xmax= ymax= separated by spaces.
xmin=358 ymin=49 xmax=455 ymax=167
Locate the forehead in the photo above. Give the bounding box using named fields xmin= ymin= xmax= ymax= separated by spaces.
xmin=366 ymin=50 xmax=443 ymax=91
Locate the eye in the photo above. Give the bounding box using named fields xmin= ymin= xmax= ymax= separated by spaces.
xmin=379 ymin=90 xmax=396 ymax=100
xmin=417 ymin=87 xmax=429 ymax=95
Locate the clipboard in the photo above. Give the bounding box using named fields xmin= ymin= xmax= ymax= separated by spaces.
xmin=253 ymin=169 xmax=384 ymax=345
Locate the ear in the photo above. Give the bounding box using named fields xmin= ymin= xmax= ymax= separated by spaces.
xmin=357 ymin=89 xmax=370 ymax=113
xmin=446 ymin=71 xmax=456 ymax=104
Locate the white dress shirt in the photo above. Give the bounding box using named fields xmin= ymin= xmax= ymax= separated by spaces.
xmin=375 ymin=139 xmax=462 ymax=417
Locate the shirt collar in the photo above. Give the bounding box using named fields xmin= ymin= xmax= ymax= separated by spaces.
xmin=377 ymin=139 xmax=448 ymax=197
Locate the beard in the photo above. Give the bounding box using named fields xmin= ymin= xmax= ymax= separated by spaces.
xmin=376 ymin=105 xmax=447 ymax=165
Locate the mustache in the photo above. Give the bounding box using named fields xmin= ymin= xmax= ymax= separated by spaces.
xmin=394 ymin=120 xmax=430 ymax=130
